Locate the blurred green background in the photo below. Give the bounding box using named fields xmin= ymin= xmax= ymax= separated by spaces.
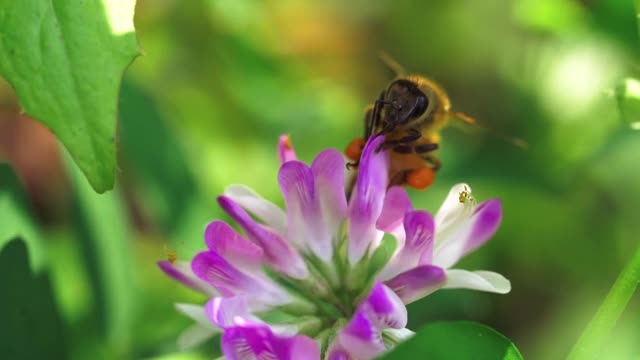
xmin=1 ymin=0 xmax=639 ymax=358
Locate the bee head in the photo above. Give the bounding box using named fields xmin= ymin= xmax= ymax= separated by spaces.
xmin=384 ymin=74 xmax=452 ymax=128
xmin=383 ymin=79 xmax=431 ymax=124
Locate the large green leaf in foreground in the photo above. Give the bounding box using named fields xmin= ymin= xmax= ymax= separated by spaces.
xmin=382 ymin=321 xmax=523 ymax=360
xmin=0 ymin=239 xmax=67 ymax=359
xmin=0 ymin=0 xmax=140 ymax=193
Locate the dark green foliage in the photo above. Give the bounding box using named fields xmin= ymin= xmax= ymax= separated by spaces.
xmin=0 ymin=239 xmax=67 ymax=359
xmin=382 ymin=321 xmax=522 ymax=360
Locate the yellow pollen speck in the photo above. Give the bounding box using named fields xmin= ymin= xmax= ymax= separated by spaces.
xmin=164 ymin=244 xmax=177 ymax=264
xmin=459 ymin=186 xmax=474 ymax=204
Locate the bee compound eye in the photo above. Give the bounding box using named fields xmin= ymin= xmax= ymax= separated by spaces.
xmin=411 ymin=94 xmax=429 ymax=117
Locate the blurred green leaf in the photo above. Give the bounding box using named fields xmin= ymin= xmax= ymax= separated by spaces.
xmin=118 ymin=80 xmax=200 ymax=232
xmin=47 ymin=229 xmax=94 ymax=324
xmin=591 ymin=0 xmax=638 ymax=51
xmin=513 ymin=0 xmax=587 ymax=33
xmin=0 ymin=0 xmax=140 ymax=192
xmin=118 ymin=80 xmax=219 ymax=258
xmin=615 ymin=78 xmax=640 ymax=129
xmin=0 ymin=164 xmax=46 ymax=271
xmin=381 ymin=321 xmax=523 ymax=360
xmin=144 ymin=351 xmax=210 ymax=360
xmin=67 ymin=156 xmax=135 ymax=356
xmin=0 ymin=238 xmax=67 ymax=359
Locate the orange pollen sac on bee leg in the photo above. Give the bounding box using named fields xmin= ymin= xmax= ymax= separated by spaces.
xmin=345 ymin=137 xmax=365 ymax=161
xmin=406 ymin=166 xmax=435 ymax=190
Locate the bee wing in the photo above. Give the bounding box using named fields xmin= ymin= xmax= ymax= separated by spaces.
xmin=449 ymin=111 xmax=529 ymax=149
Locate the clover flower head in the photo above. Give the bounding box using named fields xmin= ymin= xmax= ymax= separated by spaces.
xmin=159 ymin=135 xmax=510 ymax=359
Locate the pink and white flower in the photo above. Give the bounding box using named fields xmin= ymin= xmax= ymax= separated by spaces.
xmin=159 ymin=135 xmax=510 ymax=359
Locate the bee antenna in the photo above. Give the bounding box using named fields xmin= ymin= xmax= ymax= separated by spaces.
xmin=378 ymin=51 xmax=406 ymax=76
xmin=450 ymin=111 xmax=529 ymax=149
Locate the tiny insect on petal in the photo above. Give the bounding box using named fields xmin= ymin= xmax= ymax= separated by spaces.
xmin=165 ymin=244 xmax=177 ymax=264
xmin=406 ymin=166 xmax=435 ymax=190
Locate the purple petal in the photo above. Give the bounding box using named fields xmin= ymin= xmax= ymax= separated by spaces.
xmin=157 ymin=260 xmax=217 ymax=296
xmin=376 ymin=186 xmax=412 ymax=234
xmin=205 ymin=296 xmax=256 ymax=328
xmin=278 ymin=160 xmax=333 ymax=260
xmin=404 ymin=211 xmax=435 ymax=260
xmin=224 ymin=185 xmax=288 ymax=235
xmin=433 ymin=199 xmax=502 ymax=268
xmin=222 ymin=323 xmax=320 ymax=360
xmin=338 ymin=311 xmax=386 ymax=358
xmin=191 ymin=251 xmax=256 ymax=294
xmin=192 ymin=250 xmax=290 ymax=306
xmin=205 ymin=220 xmax=264 ymax=272
xmin=465 ymin=199 xmax=502 ymax=255
xmin=379 ymin=210 xmax=435 ymax=280
xmin=348 ymin=136 xmax=389 ymax=263
xmin=277 ymin=150 xmax=347 ymax=261
xmin=311 ymin=148 xmax=348 ymax=250
xmin=218 ymin=195 xmax=308 ymax=279
xmin=278 ymin=135 xmax=297 ymax=163
xmin=327 ymin=348 xmax=352 ymax=360
xmin=360 ymin=283 xmax=407 ymax=329
xmin=336 ymin=282 xmax=406 ymax=358
xmin=385 ymin=265 xmax=447 ymax=304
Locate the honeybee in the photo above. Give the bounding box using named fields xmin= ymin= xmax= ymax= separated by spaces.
xmin=345 ymin=56 xmax=523 ymax=191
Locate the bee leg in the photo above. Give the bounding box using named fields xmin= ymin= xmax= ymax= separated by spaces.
xmin=346 ymin=174 xmax=358 ymax=201
xmin=369 ymin=91 xmax=386 ymax=138
xmin=364 ymin=105 xmax=375 ymax=139
xmin=389 ymin=170 xmax=408 ymax=186
xmin=346 ymin=103 xmax=373 ymax=170
xmin=376 ymin=130 xmax=422 ymax=152
xmin=391 ymin=145 xmax=414 ymax=154
xmin=388 ymin=142 xmax=439 ymax=160
xmin=414 ymin=143 xmax=439 ymax=153
xmin=413 ymin=143 xmax=441 ymax=171
xmin=382 ymin=130 xmax=422 ymax=147
xmin=420 ymin=154 xmax=442 ymax=171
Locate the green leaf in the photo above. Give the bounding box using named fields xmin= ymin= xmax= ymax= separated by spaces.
xmin=118 ymin=80 xmax=202 ymax=233
xmin=0 ymin=164 xmax=46 ymax=271
xmin=381 ymin=321 xmax=523 ymax=360
xmin=67 ymin=155 xmax=135 ymax=356
xmin=366 ymin=233 xmax=397 ymax=280
xmin=0 ymin=0 xmax=141 ymax=193
xmin=615 ymin=78 xmax=640 ymax=130
xmin=0 ymin=238 xmax=68 ymax=359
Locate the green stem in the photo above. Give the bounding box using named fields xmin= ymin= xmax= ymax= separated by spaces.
xmin=566 ymin=244 xmax=640 ymax=360
xmin=636 ymin=0 xmax=640 ymax=39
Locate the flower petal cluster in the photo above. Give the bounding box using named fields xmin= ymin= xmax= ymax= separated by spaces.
xmin=159 ymin=135 xmax=510 ymax=359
